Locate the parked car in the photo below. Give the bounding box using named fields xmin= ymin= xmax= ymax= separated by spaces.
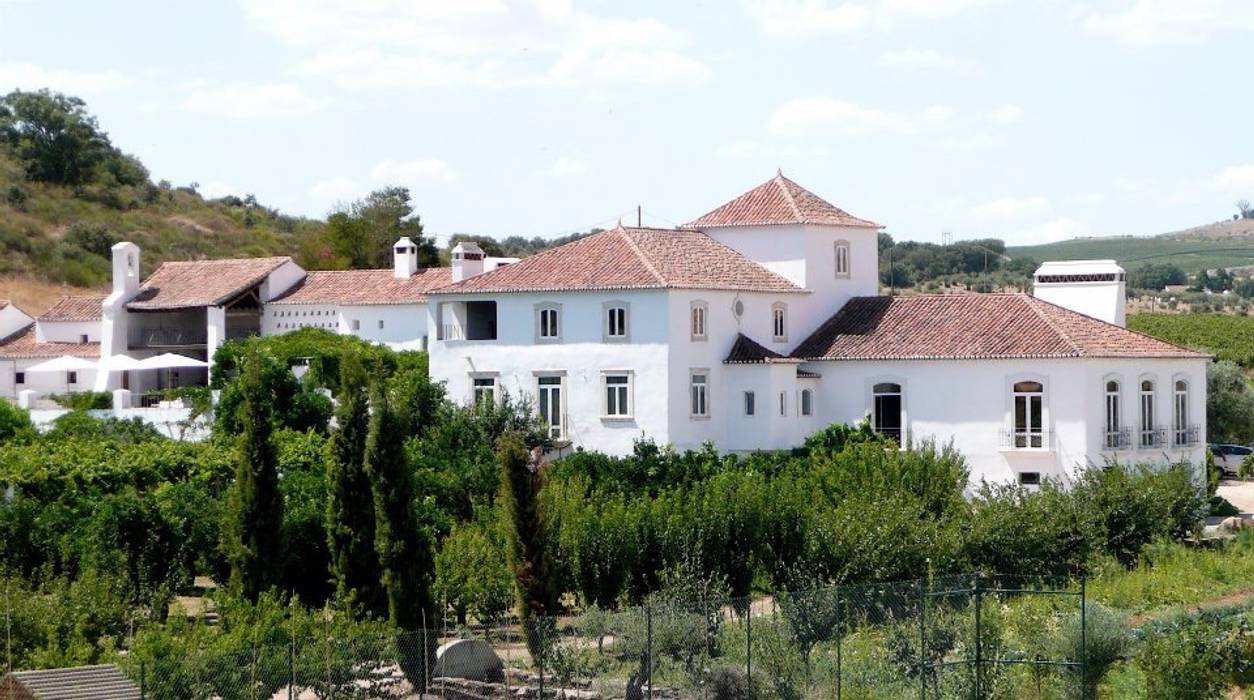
xmin=1209 ymin=444 xmax=1251 ymax=478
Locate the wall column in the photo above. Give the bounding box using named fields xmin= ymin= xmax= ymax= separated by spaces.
xmin=206 ymin=306 xmax=226 ymax=378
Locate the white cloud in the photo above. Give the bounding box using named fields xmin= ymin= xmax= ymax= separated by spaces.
xmin=970 ymin=195 xmax=1051 ymax=219
xmin=547 ymin=157 xmax=588 ymax=176
xmin=309 ymin=177 xmax=361 ymax=203
xmin=0 ymin=62 xmax=135 ymax=94
xmin=1082 ymin=0 xmax=1254 ymax=45
xmin=370 ymin=158 xmax=457 ymax=184
xmin=878 ymin=48 xmax=977 ymax=74
xmin=1171 ymin=163 xmax=1254 ymax=203
xmin=988 ymin=104 xmax=1024 ymax=125
xmin=180 ymin=83 xmax=326 ymax=119
xmin=741 ymin=0 xmax=993 ymax=35
xmin=767 ymin=97 xmax=955 ymax=136
xmin=242 ymin=0 xmax=708 ymax=88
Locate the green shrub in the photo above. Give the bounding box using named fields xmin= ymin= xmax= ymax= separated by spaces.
xmin=50 ymin=391 xmax=112 ymax=410
xmin=1240 ymin=452 xmax=1254 ymax=479
xmin=434 ymin=514 xmax=514 ymax=626
xmin=0 ymin=400 xmax=34 ymax=441
xmin=1136 ymin=609 xmax=1246 ymax=700
xmin=1056 ymin=603 xmax=1129 ymax=699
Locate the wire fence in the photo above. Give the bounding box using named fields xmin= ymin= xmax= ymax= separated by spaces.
xmin=106 ymin=572 xmax=1102 ymax=699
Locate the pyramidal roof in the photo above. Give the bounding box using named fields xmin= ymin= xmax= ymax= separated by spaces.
xmin=683 ymin=172 xmax=880 ymax=229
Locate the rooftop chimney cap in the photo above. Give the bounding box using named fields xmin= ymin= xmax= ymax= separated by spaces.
xmin=452 ymin=241 xmax=485 ymax=260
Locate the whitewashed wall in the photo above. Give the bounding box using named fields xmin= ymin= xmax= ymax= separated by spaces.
xmin=0 ymin=305 xmax=32 ymax=339
xmin=263 ymin=303 xmax=428 ymax=345
xmin=35 ymin=319 xmax=100 ymax=343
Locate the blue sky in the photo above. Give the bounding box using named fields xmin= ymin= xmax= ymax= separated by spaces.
xmin=3 ymin=0 xmax=1253 ymax=246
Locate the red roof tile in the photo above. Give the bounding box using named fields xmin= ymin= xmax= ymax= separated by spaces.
xmin=791 ymin=293 xmax=1210 ymax=361
xmin=0 ymin=324 xmax=99 ymax=359
xmin=431 ymin=226 xmax=805 ymax=295
xmin=684 ymin=173 xmax=880 ymax=229
xmin=270 ymin=268 xmax=451 ymax=306
xmin=127 ymin=257 xmax=290 ymax=310
xmin=38 ymin=295 xmax=105 ymax=322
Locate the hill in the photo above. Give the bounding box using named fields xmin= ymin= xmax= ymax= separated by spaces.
xmin=1128 ymin=312 xmax=1254 ymax=367
xmin=1007 ymin=219 xmax=1254 ymax=273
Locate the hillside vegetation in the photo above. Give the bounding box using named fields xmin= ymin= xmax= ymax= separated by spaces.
xmin=1008 ymin=219 xmax=1254 ymax=273
xmin=1128 ymin=312 xmax=1254 ymax=367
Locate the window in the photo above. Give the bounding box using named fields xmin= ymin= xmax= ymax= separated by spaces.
xmin=1139 ymin=380 xmax=1158 ymax=448
xmin=835 ymin=240 xmax=851 ymax=279
xmin=690 ymin=371 xmax=708 ymax=418
xmin=378 ymin=320 xmax=385 ymax=330
xmin=536 ymin=303 xmax=561 ymax=342
xmin=351 ymin=319 xmax=360 ymax=331
xmin=79 ymin=334 xmax=89 ymax=344
xmin=1012 ymin=380 xmax=1044 ymax=449
xmin=603 ymin=302 xmax=629 ymax=341
xmin=873 ymin=382 xmax=903 ymax=441
xmin=772 ymin=302 xmax=787 ymax=342
xmin=1104 ymin=380 xmax=1123 ymax=449
xmin=690 ymin=301 xmax=708 ymax=341
xmin=67 ymin=371 xmax=78 ymax=385
xmin=1018 ymin=472 xmax=1042 ymax=487
xmin=744 ymin=391 xmax=756 ymax=416
xmin=604 ymin=373 xmax=632 ymax=418
xmin=1173 ymin=380 xmax=1192 ymax=446
xmin=537 ymin=375 xmax=564 ymax=439
xmin=472 ymin=376 xmax=496 ymax=406
xmin=800 ymin=388 xmax=813 ymax=416
xmin=779 ymin=391 xmax=787 ymax=416
xmin=15 ymin=371 xmax=24 ymax=385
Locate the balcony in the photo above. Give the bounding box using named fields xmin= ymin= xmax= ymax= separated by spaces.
xmin=1138 ymin=427 xmax=1168 ymax=450
xmin=999 ymin=428 xmax=1052 ymax=451
xmin=1103 ymin=427 xmax=1132 ymax=450
xmin=129 ymin=327 xmax=208 ymax=349
xmin=1172 ymin=424 xmax=1201 ymax=448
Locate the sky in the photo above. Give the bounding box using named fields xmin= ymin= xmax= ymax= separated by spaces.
xmin=2 ymin=0 xmax=1253 ymax=247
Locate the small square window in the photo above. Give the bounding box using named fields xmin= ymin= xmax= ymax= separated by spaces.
xmin=67 ymin=371 xmax=78 ymax=384
xmin=15 ymin=371 xmax=25 ymax=385
xmin=1018 ymin=472 xmax=1041 ymax=486
xmin=351 ymin=319 xmax=360 ymax=331
xmin=79 ymin=334 xmax=89 ymax=344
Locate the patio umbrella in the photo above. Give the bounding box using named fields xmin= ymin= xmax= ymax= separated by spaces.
xmin=23 ymin=355 xmax=98 ymax=394
xmin=98 ymin=354 xmax=145 ymax=372
xmin=136 ymin=353 xmax=209 ymax=370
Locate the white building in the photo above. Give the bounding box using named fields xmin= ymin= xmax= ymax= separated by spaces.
xmin=427 ymin=173 xmax=1209 ymax=485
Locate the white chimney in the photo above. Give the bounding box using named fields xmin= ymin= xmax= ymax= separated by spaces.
xmin=451 ymin=241 xmax=485 ymax=282
xmin=111 ymin=241 xmax=141 ymax=296
xmin=1033 ymin=260 xmax=1126 ymax=327
xmin=393 ymin=236 xmax=418 ymax=279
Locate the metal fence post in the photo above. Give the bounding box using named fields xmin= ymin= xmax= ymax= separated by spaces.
xmin=288 ymin=636 xmax=295 ymax=700
xmin=746 ymin=602 xmax=752 ymax=700
xmin=646 ymin=604 xmax=653 ymax=700
xmin=919 ymin=579 xmax=927 ymax=700
xmin=537 ymin=620 xmax=544 ymax=700
xmin=835 ymin=590 xmax=843 ymax=700
xmin=1080 ymin=575 xmax=1088 ymax=700
xmin=973 ymin=575 xmax=983 ymax=700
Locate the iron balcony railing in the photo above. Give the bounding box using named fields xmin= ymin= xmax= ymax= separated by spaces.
xmin=1103 ymin=427 xmax=1132 ymax=450
xmin=128 ymin=327 xmax=208 ymax=348
xmin=439 ymin=324 xmax=465 ymax=341
xmin=1172 ymin=424 xmax=1201 ymax=447
xmin=1138 ymin=426 xmax=1168 ymax=449
xmin=998 ymin=428 xmax=1051 ymax=451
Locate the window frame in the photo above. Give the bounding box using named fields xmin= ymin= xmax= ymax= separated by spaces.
xmin=1104 ymin=378 xmax=1124 ymax=449
xmin=1139 ymin=377 xmax=1158 ymax=448
xmin=602 ymin=300 xmax=630 ymax=342
xmin=800 ymin=388 xmax=813 ymax=416
xmin=1010 ymin=378 xmax=1046 ymax=449
xmin=834 ymin=240 xmax=851 ymax=279
xmin=535 ymin=302 xmax=563 ymax=343
xmin=534 ymin=371 xmax=566 ymax=439
xmin=690 ymin=300 xmax=708 ymax=342
xmin=1173 ymin=377 xmax=1191 ymax=446
xmin=771 ymin=302 xmax=788 ymax=343
xmin=602 ymin=371 xmax=634 ymax=420
xmin=689 ymin=369 xmax=710 ymax=419
xmin=15 ymin=371 xmax=25 ymax=385
xmin=471 ymin=373 xmax=498 ymax=407
xmin=779 ymin=390 xmax=787 ymax=417
xmin=744 ymin=390 xmax=756 ymax=416
xmin=872 ymin=381 xmax=904 ymax=442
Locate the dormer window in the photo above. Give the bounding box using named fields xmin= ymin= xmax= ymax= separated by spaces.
xmin=691 ymin=300 xmax=708 ymax=341
xmin=536 ymin=303 xmax=562 ymax=342
xmin=771 ymin=302 xmax=787 ymax=342
xmin=834 ymin=240 xmax=850 ymax=279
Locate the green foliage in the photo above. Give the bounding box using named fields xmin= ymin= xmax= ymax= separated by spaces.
xmin=1135 ymin=607 xmax=1250 ymax=699
xmin=878 ymin=237 xmax=1020 ymax=288
xmin=62 ymin=219 xmax=118 ymax=257
xmin=499 ymin=430 xmax=554 ymax=657
xmin=0 ymin=89 xmax=145 ymax=187
xmin=1057 ymin=603 xmax=1129 ymax=698
xmin=1010 ymin=233 xmax=1254 ymax=279
xmin=212 ymin=347 xmax=332 ymax=435
xmin=325 ymin=354 xmax=383 ymax=615
xmin=1241 ymin=452 xmax=1254 ymax=479
xmin=0 ymin=399 xmax=34 ymax=441
xmin=305 ymin=186 xmax=438 ymax=270
xmin=434 ymin=513 xmax=514 ymax=626
xmin=1127 ymin=261 xmax=1187 ymax=291
xmin=1130 ymin=313 xmax=1254 ymax=367
xmin=49 ymin=390 xmax=112 ymax=410
xmin=1206 ymin=359 xmax=1254 ymax=444
xmin=222 ymin=351 xmax=285 ymax=601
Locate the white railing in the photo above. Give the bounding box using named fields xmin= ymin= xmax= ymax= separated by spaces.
xmin=998 ymin=428 xmax=1052 ymax=451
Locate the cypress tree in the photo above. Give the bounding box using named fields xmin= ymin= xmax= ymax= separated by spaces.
xmin=222 ymin=350 xmax=284 ymax=601
xmin=326 ymin=353 xmax=383 ymax=615
xmin=497 ymin=430 xmax=555 ymax=658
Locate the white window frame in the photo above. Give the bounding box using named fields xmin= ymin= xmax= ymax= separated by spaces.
xmin=689 ymin=369 xmax=709 ymax=419
xmin=834 ymin=240 xmax=851 ymax=279
xmin=535 ymin=371 xmax=566 ymax=439
xmin=603 ymin=300 xmax=630 ymax=342
xmin=1173 ymin=378 xmax=1191 ymax=446
xmin=771 ymin=302 xmax=788 ymax=343
xmin=535 ymin=302 xmax=562 ymax=343
xmin=1103 ymin=378 xmax=1124 ymax=450
xmin=1139 ymin=377 xmax=1158 ymax=448
xmin=471 ymin=373 xmax=498 ymax=407
xmin=602 ymin=371 xmax=634 ymax=420
xmin=690 ymin=300 xmax=708 ymax=342
xmin=872 ymin=381 xmax=904 ymax=442
xmin=744 ymin=391 xmax=756 ymax=416
xmin=1009 ymin=378 xmax=1046 ymax=450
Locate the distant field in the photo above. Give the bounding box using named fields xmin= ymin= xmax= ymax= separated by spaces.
xmin=1128 ymin=313 xmax=1254 ymax=366
xmin=1008 ymin=234 xmax=1254 ymax=272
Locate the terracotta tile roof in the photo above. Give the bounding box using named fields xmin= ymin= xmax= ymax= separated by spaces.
xmin=791 ymin=293 xmax=1210 ymax=361
xmin=1 ymin=664 xmax=141 ymax=700
xmin=725 ymin=333 xmax=792 ymax=364
xmin=127 ymin=257 xmax=291 ymax=310
xmin=683 ymin=173 xmax=880 ymax=229
xmin=270 ymin=268 xmax=451 ymax=306
xmin=38 ymin=295 xmax=105 ymax=322
xmin=430 ymin=226 xmax=805 ymax=295
xmin=0 ymin=324 xmax=99 ymax=359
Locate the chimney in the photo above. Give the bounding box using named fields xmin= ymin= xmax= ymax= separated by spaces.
xmin=393 ymin=236 xmax=418 ymax=279
xmin=1033 ymin=260 xmax=1126 ymax=327
xmin=451 ymin=241 xmax=485 ymax=282
xmin=111 ymin=241 xmax=141 ymax=296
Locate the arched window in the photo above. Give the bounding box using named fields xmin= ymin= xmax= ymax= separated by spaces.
xmin=771 ymin=302 xmax=787 ymax=342
xmin=1173 ymin=380 xmax=1192 ymax=446
xmin=1012 ymin=380 xmax=1045 ymax=449
xmin=834 ymin=240 xmax=851 ymax=279
xmin=1139 ymin=379 xmax=1158 ymax=448
xmin=1104 ymin=380 xmax=1123 ymax=449
xmin=800 ymin=388 xmax=813 ymax=416
xmin=690 ymin=300 xmax=708 ymax=341
xmin=603 ymin=301 xmax=630 ymax=341
xmin=873 ymin=382 xmax=903 ymax=441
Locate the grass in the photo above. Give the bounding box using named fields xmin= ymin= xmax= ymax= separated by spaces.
xmin=1127 ymin=313 xmax=1254 ymax=366
xmin=1008 ymin=227 xmax=1254 ymax=273
xmin=1089 ymin=533 xmax=1254 ymax=616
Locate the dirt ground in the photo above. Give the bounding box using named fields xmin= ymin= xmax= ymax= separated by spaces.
xmin=1218 ymin=480 xmax=1254 ymax=514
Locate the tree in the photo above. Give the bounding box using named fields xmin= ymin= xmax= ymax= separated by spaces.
xmin=326 ymin=354 xmax=383 ymax=615
xmin=1128 ymin=262 xmax=1187 ymax=291
xmin=1191 ymin=269 xmax=1212 ymax=292
xmin=497 ymin=431 xmax=555 ymax=658
xmin=0 ymin=89 xmax=146 ymax=187
xmin=355 ymin=186 xmax=438 ymax=269
xmin=1207 ymin=360 xmax=1254 ymax=444
xmin=221 ymin=351 xmax=285 ymax=601
xmin=1237 ymin=199 xmax=1253 ymax=220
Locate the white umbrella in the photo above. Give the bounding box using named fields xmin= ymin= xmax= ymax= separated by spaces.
xmin=24 ymin=355 xmax=98 ymax=373
xmin=98 ymin=354 xmax=146 ymax=372
xmin=137 ymin=353 xmax=209 ymax=370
